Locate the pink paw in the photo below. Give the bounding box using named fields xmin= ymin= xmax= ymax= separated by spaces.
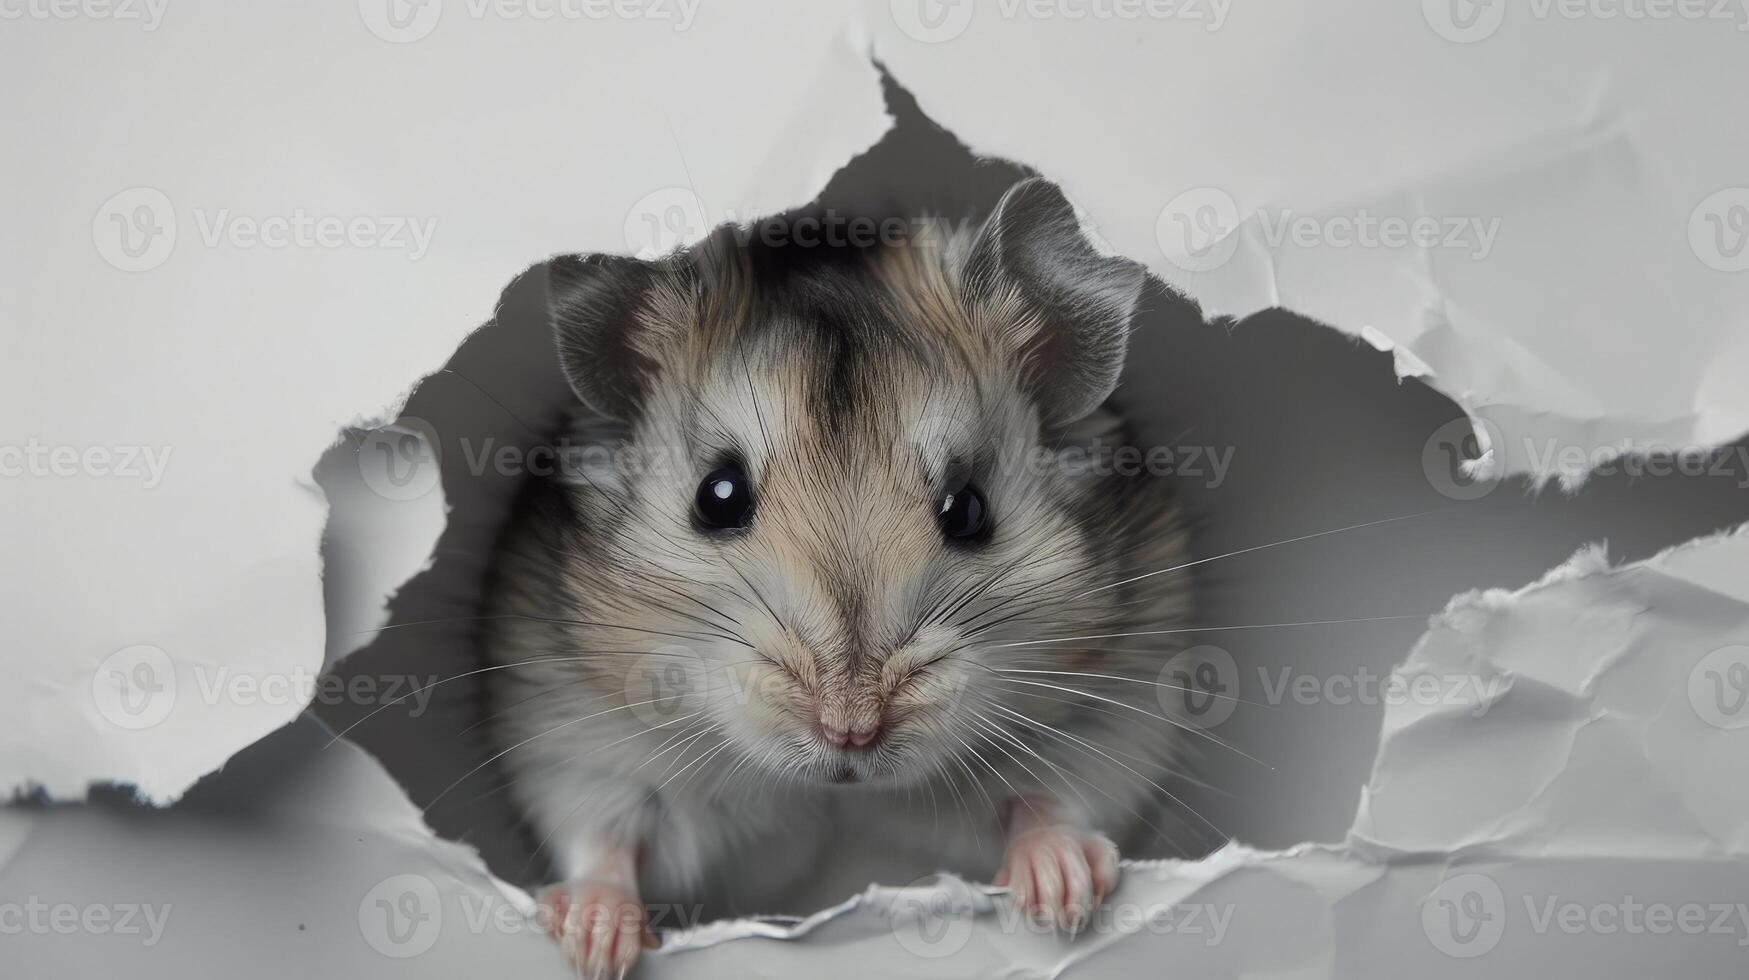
xmin=993 ymin=826 xmax=1121 ymax=932
xmin=538 ymin=879 xmax=653 ymax=979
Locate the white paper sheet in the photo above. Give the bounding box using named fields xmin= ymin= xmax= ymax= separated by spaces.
xmin=7 ymin=3 xmax=1749 ymax=978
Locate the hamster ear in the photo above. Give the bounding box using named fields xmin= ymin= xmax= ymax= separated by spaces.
xmin=546 ymin=253 xmax=667 ymax=421
xmin=963 ymin=178 xmax=1147 ymax=425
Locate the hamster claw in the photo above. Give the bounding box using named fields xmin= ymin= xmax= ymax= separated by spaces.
xmin=997 ymin=826 xmax=1121 ymax=934
xmin=539 ymin=879 xmax=649 ymax=979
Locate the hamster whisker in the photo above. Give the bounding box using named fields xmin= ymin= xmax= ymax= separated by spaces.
xmin=467 ymin=654 xmax=765 ymax=739
xmin=987 ymin=702 xmax=1228 ymax=842
xmin=956 ymin=602 xmax=1070 ymax=644
xmin=424 ymin=695 xmax=714 ymax=814
xmin=658 ymin=737 xmax=736 ymax=797
xmin=719 ymin=551 xmax=788 ymax=634
xmin=930 ymin=723 xmax=1004 ymax=827
xmin=949 ymin=730 xmax=1032 ymax=823
xmin=708 ymin=740 xmax=769 ymax=802
xmin=353 ymin=612 xmax=750 ymax=648
xmin=589 ymin=589 xmax=751 ymax=647
xmin=461 ymin=709 xmax=708 ymax=809
xmin=991 ymin=615 xmax=1422 ymax=649
xmin=463 ymin=679 xmax=618 ymax=738
xmin=1071 ymin=511 xmax=1433 ymax=601
xmin=991 ymin=668 xmax=1254 ymax=707
xmin=626 ymin=720 xmax=718 ymax=778
xmin=992 ymin=677 xmax=1270 ymax=768
xmin=739 ymin=347 xmax=777 ymax=458
xmin=912 ymin=741 xmax=980 ymax=845
xmin=975 ymin=710 xmax=1196 ymax=848
xmin=952 ymin=584 xmax=1068 ymax=635
xmin=987 ymin=701 xmax=1231 ymax=798
xmin=955 ymin=581 xmax=1096 ymax=641
xmin=610 ymin=564 xmax=751 ymax=640
xmin=967 ymin=711 xmax=1092 ymax=814
xmin=992 ymin=683 xmax=1249 ymax=799
xmin=922 ymin=547 xmax=1065 ymax=637
xmin=514 ymin=714 xmax=716 ymax=878
xmin=322 ymin=655 xmax=612 ymax=748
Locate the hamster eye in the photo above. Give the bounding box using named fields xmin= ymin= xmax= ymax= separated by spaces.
xmin=937 ymin=484 xmax=989 ymax=542
xmin=695 ymin=463 xmax=754 ymax=531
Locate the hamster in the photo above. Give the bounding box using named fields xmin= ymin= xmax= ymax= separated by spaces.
xmin=481 ymin=177 xmax=1194 ymax=976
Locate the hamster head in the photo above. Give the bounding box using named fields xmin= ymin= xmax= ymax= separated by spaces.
xmin=542 ymin=179 xmax=1179 ymax=789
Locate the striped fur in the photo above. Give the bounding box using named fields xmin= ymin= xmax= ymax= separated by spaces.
xmin=483 ymin=179 xmax=1194 ymax=914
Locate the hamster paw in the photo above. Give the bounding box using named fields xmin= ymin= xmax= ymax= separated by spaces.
xmin=993 ymin=825 xmax=1121 ymax=933
xmin=538 ymin=879 xmax=653 ymax=979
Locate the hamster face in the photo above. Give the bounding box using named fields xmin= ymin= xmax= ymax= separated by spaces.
xmin=508 ymin=179 xmax=1188 ymax=804
xmin=587 ymin=335 xmax=1127 ymax=788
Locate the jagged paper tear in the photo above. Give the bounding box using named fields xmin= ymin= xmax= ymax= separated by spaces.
xmin=7 ymin=2 xmax=1749 ymax=978
xmin=5 ymin=527 xmax=1744 ymax=977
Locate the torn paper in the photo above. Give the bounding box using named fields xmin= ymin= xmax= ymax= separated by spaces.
xmin=868 ymin=0 xmax=1749 ymax=487
xmin=4 ymin=529 xmax=1744 ymax=977
xmin=0 ymin=0 xmax=888 ymax=801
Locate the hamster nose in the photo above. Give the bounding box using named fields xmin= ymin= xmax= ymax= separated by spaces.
xmin=820 ymin=722 xmax=881 ymax=751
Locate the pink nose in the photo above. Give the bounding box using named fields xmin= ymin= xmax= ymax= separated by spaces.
xmin=821 ymin=724 xmax=880 ymax=750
